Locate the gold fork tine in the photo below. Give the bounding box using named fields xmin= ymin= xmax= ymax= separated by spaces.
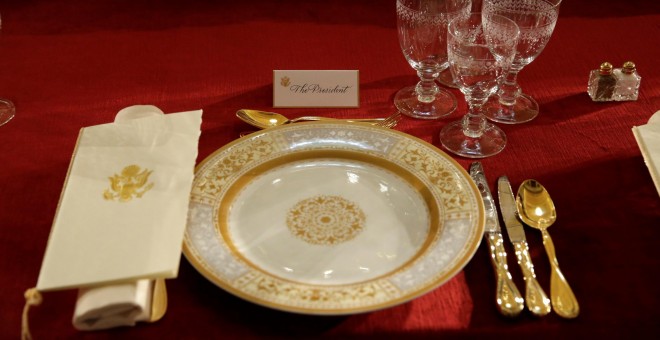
xmin=389 ymin=113 xmax=403 ymax=128
xmin=385 ymin=117 xmax=400 ymax=128
xmin=375 ymin=113 xmax=402 ymax=128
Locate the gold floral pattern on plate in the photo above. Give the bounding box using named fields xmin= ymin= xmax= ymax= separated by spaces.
xmin=183 ymin=122 xmax=484 ymax=315
xmin=286 ymin=195 xmax=366 ymax=246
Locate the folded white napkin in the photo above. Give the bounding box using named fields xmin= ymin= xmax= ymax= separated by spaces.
xmin=632 ymin=110 xmax=660 ymax=197
xmin=66 ymin=105 xmax=187 ymax=331
xmin=72 ymin=279 xmax=153 ymax=331
xmin=24 ymin=105 xmax=200 ymax=337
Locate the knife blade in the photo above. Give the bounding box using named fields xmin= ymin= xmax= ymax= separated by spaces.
xmin=497 ymin=176 xmax=551 ymax=316
xmin=469 ymin=163 xmax=523 ymax=317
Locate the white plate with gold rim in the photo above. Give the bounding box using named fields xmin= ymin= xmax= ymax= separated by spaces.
xmin=183 ymin=122 xmax=484 ymax=315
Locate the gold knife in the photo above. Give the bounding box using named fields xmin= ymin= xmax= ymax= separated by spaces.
xmin=469 ymin=163 xmax=524 ymax=317
xmin=497 ymin=176 xmax=551 ymax=316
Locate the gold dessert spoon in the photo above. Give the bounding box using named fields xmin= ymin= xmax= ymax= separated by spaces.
xmin=236 ymin=109 xmax=391 ymax=130
xmin=516 ymin=179 xmax=580 ymax=319
xmin=149 ymin=278 xmax=168 ymax=322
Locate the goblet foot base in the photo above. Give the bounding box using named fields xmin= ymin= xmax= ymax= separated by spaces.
xmin=0 ymin=98 xmax=16 ymax=127
xmin=483 ymin=93 xmax=539 ymax=124
xmin=394 ymin=86 xmax=456 ymax=120
xmin=439 ymin=120 xmax=506 ymax=158
xmin=437 ymin=68 xmax=458 ymax=89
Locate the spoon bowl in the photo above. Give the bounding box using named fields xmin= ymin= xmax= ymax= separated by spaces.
xmin=517 ymin=179 xmax=579 ymax=319
xmin=236 ymin=109 xmax=290 ymax=129
xmin=149 ymin=278 xmax=168 ymax=322
xmin=517 ymin=179 xmax=557 ymax=230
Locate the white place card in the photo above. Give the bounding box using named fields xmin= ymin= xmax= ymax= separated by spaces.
xmin=273 ymin=70 xmax=359 ymax=108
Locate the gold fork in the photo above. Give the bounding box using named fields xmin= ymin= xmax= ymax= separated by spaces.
xmin=239 ymin=112 xmax=402 ymax=137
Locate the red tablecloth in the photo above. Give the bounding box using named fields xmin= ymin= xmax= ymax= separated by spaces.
xmin=1 ymin=0 xmax=659 ymax=338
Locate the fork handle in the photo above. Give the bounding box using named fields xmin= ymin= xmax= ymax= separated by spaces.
xmin=289 ymin=116 xmax=384 ymax=123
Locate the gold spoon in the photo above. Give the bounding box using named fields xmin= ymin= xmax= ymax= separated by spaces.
xmin=149 ymin=278 xmax=168 ymax=322
xmin=236 ymin=109 xmax=388 ymax=130
xmin=516 ymin=179 xmax=579 ymax=319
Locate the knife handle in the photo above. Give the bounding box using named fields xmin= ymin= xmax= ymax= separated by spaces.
xmin=486 ymin=232 xmax=524 ymax=317
xmin=541 ymin=229 xmax=580 ymax=319
xmin=513 ymin=241 xmax=551 ymax=316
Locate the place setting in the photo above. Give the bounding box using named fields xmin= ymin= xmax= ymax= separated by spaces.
xmin=3 ymin=0 xmax=659 ymax=337
xmin=20 ymin=0 xmax=601 ymax=337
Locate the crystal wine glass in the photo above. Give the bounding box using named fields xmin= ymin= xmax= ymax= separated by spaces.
xmin=481 ymin=0 xmax=562 ymax=124
xmin=0 ymin=13 xmax=15 ymax=127
xmin=439 ymin=12 xmax=520 ymax=158
xmin=394 ymin=0 xmax=471 ymax=119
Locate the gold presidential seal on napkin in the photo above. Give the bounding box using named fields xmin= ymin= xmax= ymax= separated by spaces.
xmin=103 ymin=165 xmax=154 ymax=202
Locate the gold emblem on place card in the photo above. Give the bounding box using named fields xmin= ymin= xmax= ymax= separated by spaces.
xmin=280 ymin=76 xmax=291 ymax=87
xmin=286 ymin=195 xmax=365 ymax=245
xmin=103 ymin=165 xmax=155 ymax=202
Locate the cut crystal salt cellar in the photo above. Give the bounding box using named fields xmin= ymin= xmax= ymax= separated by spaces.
xmin=613 ymin=61 xmax=641 ymax=101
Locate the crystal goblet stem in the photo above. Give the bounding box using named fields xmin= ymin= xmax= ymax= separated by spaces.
xmin=440 ymin=12 xmax=520 ymax=158
xmin=440 ymin=90 xmax=505 ymax=158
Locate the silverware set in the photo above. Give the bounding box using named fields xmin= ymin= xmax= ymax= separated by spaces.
xmin=469 ymin=162 xmax=579 ymax=319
